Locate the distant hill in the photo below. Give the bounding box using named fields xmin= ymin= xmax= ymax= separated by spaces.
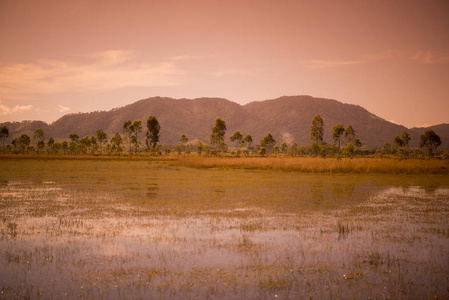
xmin=1 ymin=96 xmax=447 ymax=149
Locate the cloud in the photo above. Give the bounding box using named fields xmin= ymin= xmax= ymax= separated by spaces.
xmin=167 ymin=55 xmax=212 ymax=61
xmin=0 ymin=50 xmax=185 ymax=99
xmin=301 ymin=50 xmax=396 ymax=69
xmin=0 ymin=100 xmax=33 ymax=116
xmin=58 ymin=104 xmax=70 ymax=113
xmin=301 ymin=59 xmax=364 ymax=70
xmin=361 ymin=50 xmax=395 ymax=61
xmin=211 ymin=68 xmax=257 ymax=77
xmin=303 ymin=50 xmax=449 ymax=69
xmin=92 ymin=50 xmax=133 ymax=64
xmin=412 ymin=50 xmax=449 ymax=64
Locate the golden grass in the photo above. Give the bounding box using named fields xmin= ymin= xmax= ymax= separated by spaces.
xmin=168 ymin=156 xmax=449 ymax=174
xmin=1 ymin=153 xmax=448 ymax=174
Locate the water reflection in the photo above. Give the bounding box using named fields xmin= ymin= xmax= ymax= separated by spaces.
xmin=1 ymin=159 xmax=449 ymax=299
xmin=310 ymin=181 xmax=324 ymax=205
xmin=146 ymin=183 xmax=159 ymax=199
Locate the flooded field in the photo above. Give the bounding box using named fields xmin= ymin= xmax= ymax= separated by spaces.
xmin=1 ymin=158 xmax=448 ymax=299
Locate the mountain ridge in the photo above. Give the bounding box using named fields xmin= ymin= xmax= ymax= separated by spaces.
xmin=2 ymin=95 xmax=448 ymax=149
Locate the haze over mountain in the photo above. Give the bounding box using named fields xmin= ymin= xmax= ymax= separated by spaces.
xmin=2 ymin=96 xmax=448 ymax=149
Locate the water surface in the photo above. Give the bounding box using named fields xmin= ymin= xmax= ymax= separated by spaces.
xmin=1 ymin=159 xmax=448 ymax=299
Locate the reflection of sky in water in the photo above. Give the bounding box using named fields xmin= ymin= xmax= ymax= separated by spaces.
xmin=0 ymin=160 xmax=448 ymax=299
xmin=378 ymin=186 xmax=449 ymax=197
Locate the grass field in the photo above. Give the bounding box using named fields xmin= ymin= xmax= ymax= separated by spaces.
xmin=2 ymin=154 xmax=449 ymax=174
xmin=168 ymin=155 xmax=449 ymax=174
xmin=1 ymin=158 xmax=448 ymax=298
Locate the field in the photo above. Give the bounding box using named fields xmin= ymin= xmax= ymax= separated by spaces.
xmin=1 ymin=157 xmax=449 ymax=298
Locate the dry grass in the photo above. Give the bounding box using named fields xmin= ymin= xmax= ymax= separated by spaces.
xmin=169 ymin=156 xmax=449 ymax=174
xmin=1 ymin=154 xmax=448 ymax=174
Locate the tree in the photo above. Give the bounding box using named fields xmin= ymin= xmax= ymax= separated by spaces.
xmin=180 ymin=134 xmax=188 ymax=144
xmin=146 ymin=116 xmax=160 ymax=149
xmin=18 ymin=133 xmax=31 ymax=153
xmin=210 ymin=117 xmax=227 ymax=145
xmin=52 ymin=142 xmax=62 ymax=154
xmin=123 ymin=120 xmax=133 ymax=153
xmin=393 ymin=135 xmax=404 ymax=149
xmin=419 ymin=129 xmax=441 ymax=156
xmin=33 ymin=128 xmax=44 ymax=144
xmin=310 ymin=114 xmax=324 ymax=155
xmin=68 ymin=133 xmax=79 ymax=154
xmin=96 ymin=129 xmax=107 ymax=154
xmin=69 ymin=141 xmax=77 ymax=154
xmin=175 ymin=144 xmax=182 ymax=155
xmin=111 ymin=132 xmax=123 ymax=155
xmin=344 ymin=142 xmax=355 ymax=156
xmin=281 ymin=141 xmax=288 ymax=154
xmin=243 ymin=134 xmax=253 ymax=147
xmin=230 ymin=130 xmax=243 ymax=147
xmin=47 ymin=137 xmax=55 ymax=152
xmin=90 ymin=136 xmax=99 ymax=154
xmin=332 ymin=124 xmax=345 ymax=151
xmin=260 ymin=132 xmax=276 ymax=154
xmin=344 ymin=125 xmax=356 ymax=145
xmin=290 ymin=143 xmax=298 ymax=156
xmin=62 ymin=141 xmax=68 ymax=154
xmin=90 ymin=136 xmax=98 ymax=146
xmin=402 ymin=130 xmax=411 ymax=148
xmin=0 ymin=125 xmax=9 ymax=149
xmin=382 ymin=142 xmax=391 ymax=154
xmin=310 ymin=114 xmax=324 ymax=144
xmin=69 ymin=133 xmax=79 ymax=142
xmin=37 ymin=140 xmax=45 ymax=153
xmin=129 ymin=120 xmax=142 ymax=153
xmin=197 ymin=140 xmax=204 ymax=155
xmin=79 ymin=136 xmax=92 ymax=154
xmin=33 ymin=128 xmax=45 ymax=153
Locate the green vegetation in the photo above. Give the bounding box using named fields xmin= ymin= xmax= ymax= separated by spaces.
xmin=146 ymin=115 xmax=160 ymax=150
xmin=0 ymin=125 xmax=9 ymax=149
xmin=1 ymin=115 xmax=447 ymax=162
xmin=420 ymin=129 xmax=442 ymax=156
xmin=96 ymin=128 xmax=107 ymax=154
xmin=210 ymin=116 xmax=227 ymax=152
xmin=332 ymin=123 xmax=345 ymax=151
xmin=260 ymin=132 xmax=276 ymax=155
xmin=310 ymin=114 xmax=324 ymax=154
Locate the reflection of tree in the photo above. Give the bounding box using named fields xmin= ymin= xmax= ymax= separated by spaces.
xmin=331 ymin=183 xmax=354 ymax=202
xmin=401 ymin=184 xmax=412 ymax=195
xmin=423 ymin=185 xmax=438 ymax=194
xmin=146 ymin=182 xmax=159 ymax=199
xmin=310 ymin=182 xmax=324 ymax=205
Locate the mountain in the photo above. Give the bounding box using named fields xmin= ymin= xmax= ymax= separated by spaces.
xmin=1 ymin=95 xmax=447 ymax=149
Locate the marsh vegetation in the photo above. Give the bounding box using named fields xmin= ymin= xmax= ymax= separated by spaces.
xmin=1 ymin=158 xmax=448 ymax=298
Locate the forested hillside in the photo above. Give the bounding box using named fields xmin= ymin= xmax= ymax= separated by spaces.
xmin=2 ymin=96 xmax=447 ymax=149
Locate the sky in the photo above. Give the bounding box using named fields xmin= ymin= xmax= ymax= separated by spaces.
xmin=0 ymin=0 xmax=448 ymax=128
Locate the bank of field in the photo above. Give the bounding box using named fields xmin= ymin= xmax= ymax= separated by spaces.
xmin=2 ymin=154 xmax=449 ymax=174
xmin=169 ymin=156 xmax=449 ymax=174
xmin=1 ymin=158 xmax=449 ymax=299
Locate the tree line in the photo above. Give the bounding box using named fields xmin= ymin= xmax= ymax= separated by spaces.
xmin=0 ymin=114 xmax=444 ymax=157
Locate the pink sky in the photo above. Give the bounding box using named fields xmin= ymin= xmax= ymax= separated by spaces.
xmin=1 ymin=0 xmax=448 ymax=128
